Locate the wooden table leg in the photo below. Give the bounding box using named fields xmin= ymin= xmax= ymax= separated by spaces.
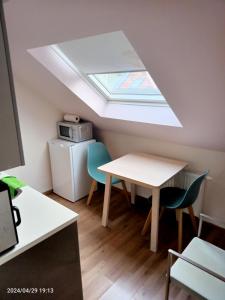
xmin=102 ymin=174 xmax=112 ymax=227
xmin=150 ymin=187 xmax=160 ymax=252
xmin=130 ymin=183 xmax=136 ymax=204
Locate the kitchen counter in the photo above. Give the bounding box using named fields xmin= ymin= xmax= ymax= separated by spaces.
xmin=0 ymin=174 xmax=83 ymax=299
xmin=0 ymin=185 xmax=78 ymax=266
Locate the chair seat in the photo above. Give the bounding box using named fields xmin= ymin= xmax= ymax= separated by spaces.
xmin=171 ymin=237 xmax=225 ymax=300
xmin=160 ymin=187 xmax=186 ymax=209
xmin=90 ymin=169 xmax=121 ymax=185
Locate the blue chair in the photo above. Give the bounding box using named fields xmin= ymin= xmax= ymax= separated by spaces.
xmin=87 ymin=142 xmax=129 ymax=205
xmin=142 ymin=171 xmax=208 ymax=252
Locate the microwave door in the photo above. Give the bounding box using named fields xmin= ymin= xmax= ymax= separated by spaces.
xmin=59 ymin=125 xmax=72 ymax=140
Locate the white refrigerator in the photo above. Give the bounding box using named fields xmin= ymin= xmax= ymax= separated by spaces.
xmin=48 ymin=139 xmax=95 ymax=202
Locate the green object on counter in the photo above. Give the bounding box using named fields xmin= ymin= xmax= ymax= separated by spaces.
xmin=1 ymin=176 xmax=26 ymax=199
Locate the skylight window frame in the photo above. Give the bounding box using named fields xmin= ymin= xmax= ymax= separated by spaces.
xmin=51 ymin=45 xmax=167 ymax=106
xmin=86 ymin=70 xmax=167 ymax=106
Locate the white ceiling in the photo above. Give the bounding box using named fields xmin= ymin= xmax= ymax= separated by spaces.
xmin=3 ymin=0 xmax=225 ymax=151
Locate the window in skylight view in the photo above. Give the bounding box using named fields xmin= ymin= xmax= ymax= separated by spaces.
xmin=28 ymin=30 xmax=181 ymax=126
xmin=52 ymin=31 xmax=167 ymax=105
xmin=88 ymin=71 xmax=166 ymax=103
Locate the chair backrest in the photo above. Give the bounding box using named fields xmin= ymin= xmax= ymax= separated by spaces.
xmin=87 ymin=142 xmax=112 ymax=177
xmin=180 ymin=171 xmax=208 ymax=208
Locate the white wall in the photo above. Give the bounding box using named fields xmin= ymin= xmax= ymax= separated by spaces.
xmin=5 ymin=0 xmax=225 ymax=152
xmin=6 ymin=79 xmax=63 ymax=192
xmin=4 ymin=75 xmax=225 ymax=221
xmin=96 ymin=129 xmax=225 ymax=220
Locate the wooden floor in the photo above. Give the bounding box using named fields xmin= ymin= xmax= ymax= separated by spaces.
xmin=49 ymin=188 xmax=225 ymax=300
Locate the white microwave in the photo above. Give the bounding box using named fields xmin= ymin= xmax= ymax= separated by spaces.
xmin=57 ymin=121 xmax=93 ymax=142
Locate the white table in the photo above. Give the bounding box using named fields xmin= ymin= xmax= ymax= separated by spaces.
xmin=98 ymin=153 xmax=187 ymax=252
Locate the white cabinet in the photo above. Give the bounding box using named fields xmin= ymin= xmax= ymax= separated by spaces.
xmin=48 ymin=139 xmax=95 ymax=202
xmin=0 ymin=3 xmax=24 ymax=171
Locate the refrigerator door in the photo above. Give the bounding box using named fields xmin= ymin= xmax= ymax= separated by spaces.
xmin=48 ymin=140 xmax=75 ymax=201
xmin=72 ymin=139 xmax=96 ymax=200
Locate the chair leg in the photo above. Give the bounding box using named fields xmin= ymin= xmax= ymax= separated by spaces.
xmin=141 ymin=207 xmax=164 ymax=236
xmin=177 ymin=209 xmax=183 ymax=253
xmin=87 ymin=180 xmax=97 ymax=206
xmin=121 ymin=181 xmax=130 ymax=205
xmin=165 ymin=257 xmax=171 ymax=300
xmin=188 ymin=206 xmax=198 ymax=234
xmin=160 ymin=207 xmax=165 ymax=220
xmin=165 ymin=275 xmax=170 ymax=300
xmin=141 ymin=208 xmax=152 ymax=236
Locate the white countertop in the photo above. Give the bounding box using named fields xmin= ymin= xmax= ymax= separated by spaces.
xmin=0 ymin=184 xmax=78 ymax=266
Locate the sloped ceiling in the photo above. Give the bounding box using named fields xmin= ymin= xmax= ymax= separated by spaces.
xmin=3 ymin=0 xmax=225 ymax=151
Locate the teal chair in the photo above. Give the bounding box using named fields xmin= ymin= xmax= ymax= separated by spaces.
xmin=87 ymin=142 xmax=129 ymax=205
xmin=142 ymin=171 xmax=208 ymax=252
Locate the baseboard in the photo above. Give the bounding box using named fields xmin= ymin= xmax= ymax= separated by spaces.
xmin=43 ymin=189 xmax=53 ymax=196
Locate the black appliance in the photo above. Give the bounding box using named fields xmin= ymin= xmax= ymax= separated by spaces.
xmin=0 ymin=181 xmax=21 ymax=255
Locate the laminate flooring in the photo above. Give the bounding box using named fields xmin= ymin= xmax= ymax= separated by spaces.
xmin=49 ymin=188 xmax=225 ymax=300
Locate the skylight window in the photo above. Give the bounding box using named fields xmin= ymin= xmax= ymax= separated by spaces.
xmin=88 ymin=71 xmax=165 ymax=103
xmin=28 ymin=31 xmax=181 ymax=127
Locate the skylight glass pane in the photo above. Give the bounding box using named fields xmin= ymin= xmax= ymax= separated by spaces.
xmin=88 ymin=71 xmax=166 ymax=103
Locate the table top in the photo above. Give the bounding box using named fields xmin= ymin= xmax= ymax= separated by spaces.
xmin=98 ymin=152 xmax=188 ymax=188
xmin=0 ymin=184 xmax=78 ymax=266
